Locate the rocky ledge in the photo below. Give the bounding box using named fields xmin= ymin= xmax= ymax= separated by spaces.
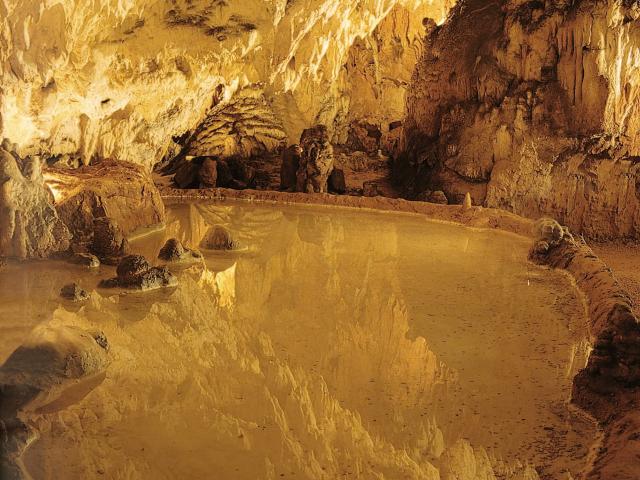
xmin=529 ymin=218 xmax=640 ymax=480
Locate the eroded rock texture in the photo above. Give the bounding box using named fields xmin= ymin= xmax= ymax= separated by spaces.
xmin=400 ymin=0 xmax=640 ymax=239
xmin=0 ymin=143 xmax=70 ymax=259
xmin=529 ymin=217 xmax=640 ymax=480
xmin=0 ymin=0 xmax=452 ymax=169
xmin=45 ymin=160 xmax=165 ymax=244
xmin=297 ymin=125 xmax=334 ymax=193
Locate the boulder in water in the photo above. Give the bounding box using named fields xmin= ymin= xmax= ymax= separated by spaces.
xmin=200 ymin=226 xmax=242 ymax=251
xmin=100 ymin=254 xmax=177 ymax=290
xmin=158 ymin=238 xmax=201 ymax=262
xmin=60 ymin=283 xmax=89 ymax=302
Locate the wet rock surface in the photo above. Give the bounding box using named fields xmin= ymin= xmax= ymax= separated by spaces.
xmin=529 ymin=217 xmax=640 ymax=479
xmin=200 ymin=226 xmax=242 ymax=251
xmin=60 ymin=283 xmax=89 ymax=302
xmin=67 ymin=252 xmax=100 ymax=268
xmin=158 ymin=238 xmax=201 ymax=262
xmin=0 ymin=325 xmax=109 ymax=477
xmin=99 ymin=254 xmax=177 ymax=290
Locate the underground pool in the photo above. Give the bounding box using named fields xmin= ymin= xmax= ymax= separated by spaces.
xmin=0 ymin=200 xmax=597 ymax=479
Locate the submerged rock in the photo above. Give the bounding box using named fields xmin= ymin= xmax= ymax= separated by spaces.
xmin=159 ymin=238 xmax=185 ymax=260
xmin=116 ymin=254 xmax=150 ymax=280
xmin=0 ymin=325 xmax=110 ymax=416
xmin=158 ymin=238 xmax=201 ymax=262
xmin=100 ymin=254 xmax=177 ymax=290
xmin=60 ymin=283 xmax=89 ymax=302
xmin=200 ymin=226 xmax=242 ymax=251
xmin=68 ymin=252 xmax=100 ymax=268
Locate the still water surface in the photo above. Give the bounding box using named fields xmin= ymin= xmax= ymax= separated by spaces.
xmin=0 ymin=200 xmax=595 ymax=479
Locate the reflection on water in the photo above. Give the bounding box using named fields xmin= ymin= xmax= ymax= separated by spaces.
xmin=0 ymin=200 xmax=594 ymax=479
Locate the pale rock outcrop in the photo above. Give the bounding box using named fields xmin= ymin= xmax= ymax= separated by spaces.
xmin=0 ymin=324 xmax=109 ymax=479
xmin=336 ymin=2 xmax=454 ymax=150
xmin=400 ymin=0 xmax=640 ymax=239
xmin=0 ymin=325 xmax=109 ymax=428
xmin=0 ymin=142 xmax=70 ymax=259
xmin=0 ymin=0 xmax=455 ymax=168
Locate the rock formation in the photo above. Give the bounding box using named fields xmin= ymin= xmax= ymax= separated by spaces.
xmin=296 ymin=125 xmax=334 ymax=193
xmin=60 ymin=283 xmax=90 ymax=302
xmin=45 ymin=160 xmax=165 ymax=242
xmin=280 ymin=144 xmax=302 ymax=191
xmin=90 ymin=217 xmax=131 ymax=264
xmin=0 ymin=0 xmax=452 ymax=168
xmin=99 ymin=254 xmax=178 ymax=290
xmin=399 ymin=0 xmax=640 ymax=239
xmin=0 ymin=324 xmax=109 ymax=478
xmin=0 ymin=141 xmax=70 ymax=259
xmin=200 ymin=226 xmax=243 ymax=251
xmin=158 ymin=238 xmax=201 ymax=263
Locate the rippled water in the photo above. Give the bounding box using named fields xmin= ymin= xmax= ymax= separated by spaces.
xmin=0 ymin=200 xmax=595 ymax=479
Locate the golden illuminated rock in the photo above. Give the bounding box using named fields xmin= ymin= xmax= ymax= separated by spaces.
xmin=401 ymin=0 xmax=640 ymax=238
xmin=0 ymin=0 xmax=453 ymax=168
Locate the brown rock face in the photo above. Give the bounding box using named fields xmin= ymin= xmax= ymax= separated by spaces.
xmin=400 ymin=0 xmax=640 ymax=239
xmin=297 ymin=126 xmax=334 ymax=193
xmin=328 ymin=168 xmax=347 ymax=194
xmin=174 ymin=160 xmax=200 ymax=189
xmin=100 ymin=254 xmax=177 ymax=290
xmin=280 ymin=145 xmax=302 ymax=191
xmin=0 ymin=143 xmax=70 ymax=259
xmin=198 ymin=158 xmax=218 ymax=188
xmin=346 ymin=122 xmax=382 ymax=154
xmin=48 ymin=160 xmax=165 ymax=244
xmin=90 ymin=217 xmax=130 ymax=263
